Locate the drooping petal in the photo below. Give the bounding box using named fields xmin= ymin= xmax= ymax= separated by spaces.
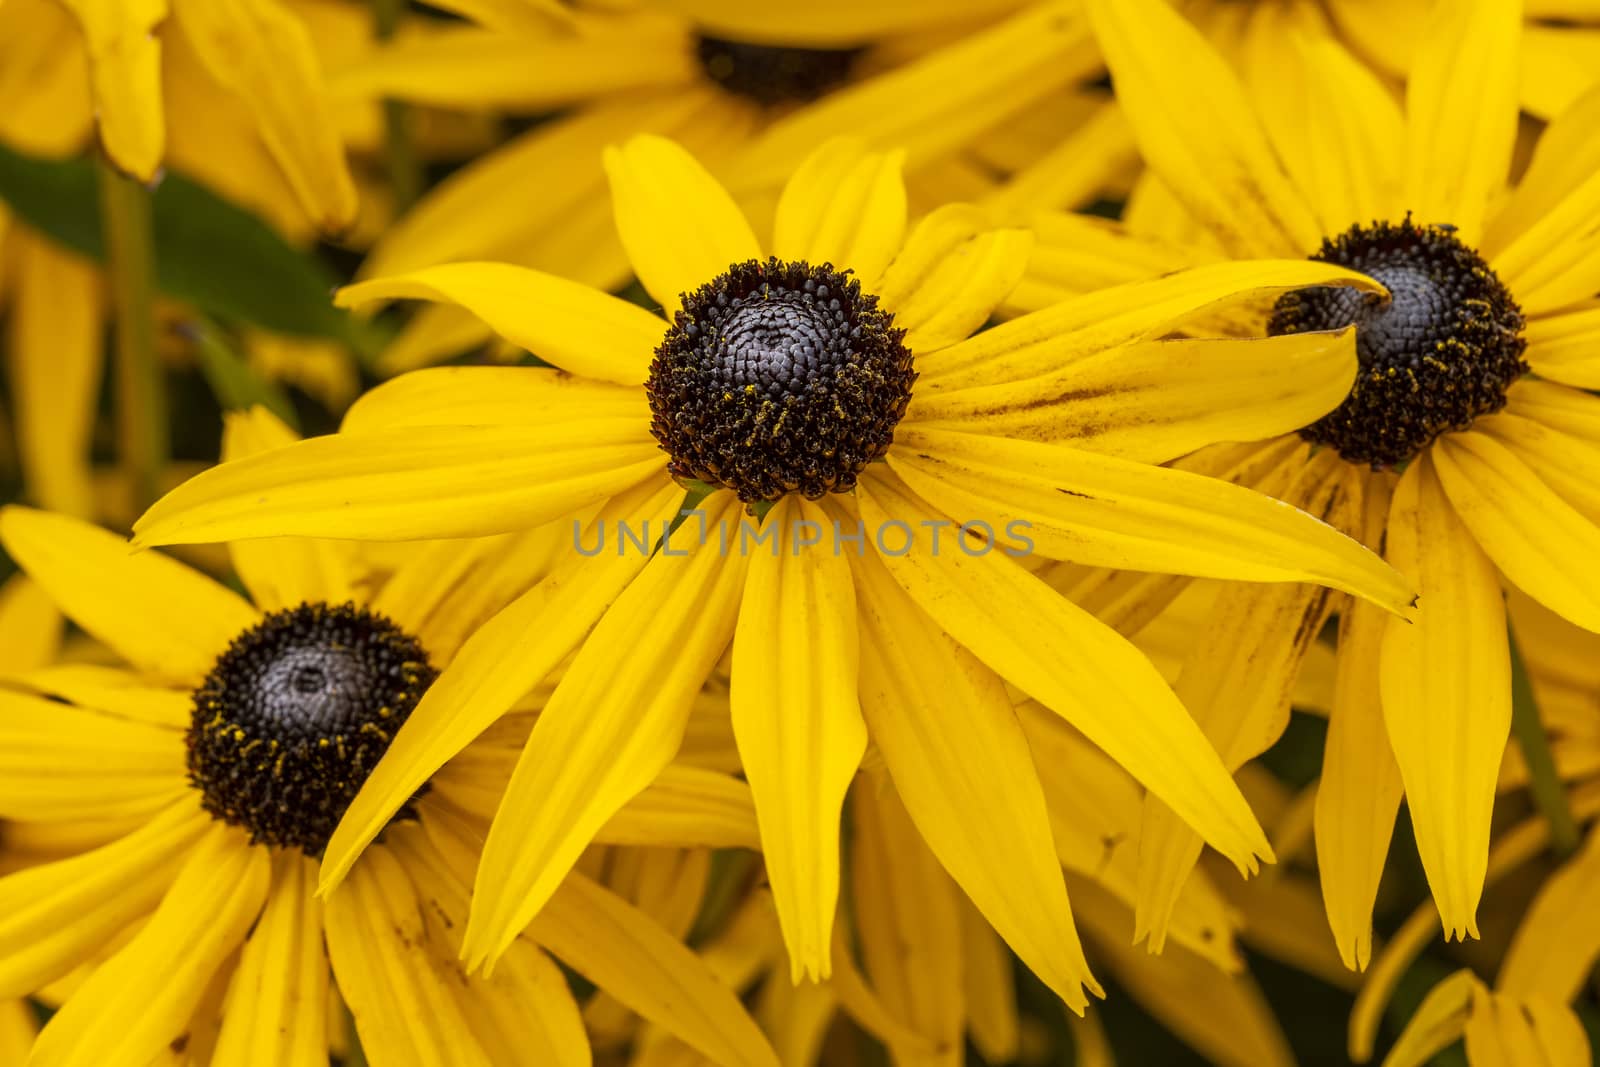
xmin=0 ymin=800 xmax=208 ymax=998
xmin=0 ymin=506 xmax=257 ymax=685
xmin=884 ymin=427 xmax=1414 ymax=613
xmin=132 ymin=422 xmax=662 ymax=546
xmin=1402 ymin=0 xmax=1520 ymax=246
xmin=57 ymin=0 xmax=167 ymax=180
xmin=1433 ymin=431 xmax=1600 ymax=632
xmin=771 ymin=139 xmax=906 ymax=286
xmin=317 ymin=475 xmax=682 ymax=896
xmin=212 ymin=852 xmax=329 ymax=1067
xmin=29 ymin=826 xmax=269 ymax=1067
xmin=729 ymin=497 xmax=865 ymax=982
xmin=167 ymin=0 xmax=357 ymax=231
xmin=1379 ymin=453 xmax=1510 ymax=941
xmin=854 ymin=468 xmax=1272 ymax=876
xmin=1132 ymin=460 xmax=1347 ymax=952
xmin=603 ymin=135 xmax=761 ymax=316
xmin=915 ymin=259 xmax=1381 ymax=392
xmin=463 ymin=494 xmax=750 ymax=970
xmin=1084 ymin=0 xmax=1320 ymax=258
xmin=849 ymin=774 xmax=967 ymax=1053
xmin=6 ymin=230 xmax=103 ymax=519
xmin=907 ymin=329 xmax=1358 ymax=465
xmin=1315 ymin=480 xmax=1405 ymax=971
xmin=336 ymin=264 xmax=666 ymax=386
xmin=849 ymin=538 xmax=1099 ymax=1012
xmin=1378 ymin=969 xmax=1478 ymax=1067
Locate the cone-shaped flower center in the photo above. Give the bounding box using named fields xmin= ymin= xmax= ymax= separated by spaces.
xmin=187 ymin=602 xmax=437 ymax=856
xmin=695 ymin=35 xmax=864 ymax=107
xmin=648 ymin=258 xmax=915 ymax=503
xmin=1269 ymin=218 xmax=1526 ymax=468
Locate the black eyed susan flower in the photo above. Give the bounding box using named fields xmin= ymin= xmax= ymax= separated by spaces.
xmin=335 ymin=0 xmax=1108 ymax=373
xmin=0 ymin=409 xmax=779 ymax=1067
xmin=132 ymin=135 xmax=1417 ymax=1011
xmin=0 ymin=0 xmax=358 ymax=232
xmin=1008 ymin=0 xmax=1600 ymax=972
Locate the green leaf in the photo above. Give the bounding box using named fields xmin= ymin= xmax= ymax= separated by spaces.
xmin=183 ymin=317 xmax=302 ymax=433
xmin=0 ymin=141 xmax=371 ymax=353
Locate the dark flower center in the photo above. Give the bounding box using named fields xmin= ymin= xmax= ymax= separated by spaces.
xmin=1268 ymin=217 xmax=1527 ymax=468
xmin=647 ymin=258 xmax=915 ymax=503
xmin=186 ymin=602 xmax=437 ymax=856
xmin=695 ymin=35 xmax=863 ymax=107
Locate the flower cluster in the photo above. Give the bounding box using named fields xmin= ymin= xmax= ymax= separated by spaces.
xmin=1 ymin=1 xmax=1598 ymax=1065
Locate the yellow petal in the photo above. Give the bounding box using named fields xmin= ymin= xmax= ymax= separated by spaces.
xmin=908 ymin=329 xmax=1358 ymax=465
xmin=771 ymin=139 xmax=906 ymax=285
xmin=6 ymin=231 xmax=103 ymax=519
xmin=0 ymin=688 xmax=185 ymax=823
xmin=212 ymin=853 xmax=328 ymax=1067
xmin=595 ymin=765 xmax=760 ymax=850
xmin=325 ymin=845 xmax=499 ymax=1066
xmin=1 ymin=998 xmax=34 ymax=1064
xmin=849 ymin=541 xmax=1099 ymax=1012
xmin=132 ymin=422 xmax=662 ymax=546
xmin=1315 ymin=479 xmax=1405 ymax=970
xmin=336 ymin=263 xmax=665 ymax=386
xmin=1380 ymin=969 xmax=1478 ymax=1067
xmin=729 ymin=497 xmax=865 ymax=982
xmin=733 ymin=2 xmax=1098 ymax=192
xmin=1473 ymin=413 xmax=1600 ymax=529
xmin=916 ymin=259 xmax=1382 ymax=392
xmin=1072 ymin=880 xmax=1295 ymax=1067
xmin=317 ymin=475 xmax=682 ymax=896
xmin=849 ymin=775 xmax=967 ymax=1053
xmin=855 ymin=468 xmax=1272 ymax=876
xmin=959 ymin=899 xmax=1020 ymax=1065
xmin=0 ymin=573 xmax=64 ymax=674
xmin=1402 ymin=0 xmax=1520 ymax=245
xmin=342 ymin=365 xmax=647 ymax=433
xmin=1085 ymin=0 xmax=1320 ymax=258
xmin=463 ymin=494 xmax=750 ymax=970
xmin=603 ymin=135 xmax=760 ymax=317
xmin=58 ymin=0 xmax=166 ymax=180
xmin=1433 ymin=431 xmax=1600 ymax=632
xmin=1295 ymin=33 xmax=1406 ymax=235
xmin=0 ymin=800 xmax=208 ymax=999
xmin=1463 ymin=986 xmax=1591 ymax=1067
xmin=652 ymin=0 xmax=1015 ymax=45
xmin=396 ymin=824 xmax=593 ymax=1067
xmin=8 ymin=663 xmax=190 ymax=729
xmin=1499 ymin=827 xmax=1600 ymax=1001
xmin=528 ymin=871 xmax=779 ymax=1067
xmin=168 ymin=0 xmax=356 ymax=231
xmin=331 ymin=17 xmax=694 ymax=112
xmin=1486 ymin=84 xmax=1600 ymax=276
xmin=1521 ymin=304 xmax=1600 ymax=390
xmin=0 ymin=506 xmax=257 ymax=685
xmin=29 ymin=826 xmax=269 ymax=1067
xmin=1379 ymin=453 xmax=1510 ymax=941
xmin=982 ymin=102 xmax=1139 ymax=228
xmin=220 ymin=408 xmax=356 ymax=612
xmin=885 ymin=426 xmax=1415 ymax=613
xmin=1133 ymin=460 xmax=1346 ymax=950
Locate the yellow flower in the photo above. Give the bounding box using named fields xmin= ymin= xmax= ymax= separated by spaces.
xmin=1008 ymin=0 xmax=1600 ymax=969
xmin=0 ymin=409 xmax=778 ymax=1067
xmin=132 ymin=135 xmax=1415 ymax=1008
xmin=337 ymin=0 xmax=1109 ymax=373
xmin=0 ymin=0 xmax=358 ymax=232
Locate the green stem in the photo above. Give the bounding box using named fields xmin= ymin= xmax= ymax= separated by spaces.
xmin=1509 ymin=620 xmax=1579 ymax=858
xmin=373 ymin=0 xmax=422 ymax=212
xmin=97 ymin=161 xmax=167 ymax=509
